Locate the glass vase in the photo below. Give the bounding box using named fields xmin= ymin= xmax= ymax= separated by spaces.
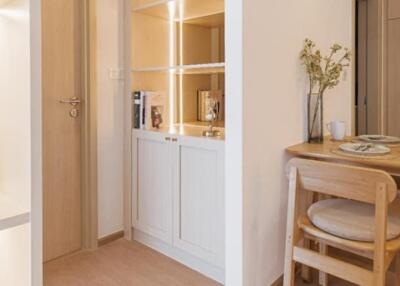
xmin=307 ymin=92 xmax=323 ymax=143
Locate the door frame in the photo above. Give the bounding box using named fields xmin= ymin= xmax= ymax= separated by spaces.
xmin=32 ymin=0 xmax=98 ymax=283
xmin=356 ymin=0 xmax=388 ymax=134
xmin=81 ymin=0 xmax=98 ymax=250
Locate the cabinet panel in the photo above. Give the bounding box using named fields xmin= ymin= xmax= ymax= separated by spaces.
xmin=132 ymin=132 xmax=172 ymax=243
xmin=388 ymin=19 xmax=400 ymax=136
xmin=173 ymin=137 xmax=224 ymax=267
xmin=389 ymin=0 xmax=400 ymax=19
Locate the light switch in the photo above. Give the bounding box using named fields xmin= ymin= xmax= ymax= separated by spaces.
xmin=109 ymin=68 xmax=124 ymax=80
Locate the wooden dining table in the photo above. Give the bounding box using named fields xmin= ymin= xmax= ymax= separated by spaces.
xmin=286 ymin=137 xmax=400 ymax=177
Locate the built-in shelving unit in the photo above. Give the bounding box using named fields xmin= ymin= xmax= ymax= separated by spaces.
xmin=132 ymin=0 xmax=224 ymax=22
xmin=129 ymin=1 xmax=226 ymax=282
xmin=131 ymin=0 xmax=225 ymax=129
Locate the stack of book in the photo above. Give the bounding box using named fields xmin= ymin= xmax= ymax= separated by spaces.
xmin=132 ymin=91 xmax=168 ymax=130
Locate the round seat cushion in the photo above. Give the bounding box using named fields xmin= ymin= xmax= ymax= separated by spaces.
xmin=307 ymin=199 xmax=400 ymax=242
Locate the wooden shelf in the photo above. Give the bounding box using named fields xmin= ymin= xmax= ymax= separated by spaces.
xmin=132 ymin=62 xmax=225 ymax=75
xmin=184 ymin=121 xmax=225 ymax=128
xmin=132 ymin=0 xmax=224 ymax=22
xmin=184 ymin=12 xmax=224 ymax=28
xmin=178 ymin=63 xmax=225 ymax=74
xmin=0 ymin=193 xmax=30 ymax=231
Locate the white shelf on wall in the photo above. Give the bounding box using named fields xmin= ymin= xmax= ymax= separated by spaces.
xmin=0 ymin=193 xmax=30 ymax=231
xmin=132 ymin=0 xmax=224 ymax=23
xmin=132 ymin=62 xmax=225 ymax=75
xmin=178 ymin=63 xmax=225 ymax=74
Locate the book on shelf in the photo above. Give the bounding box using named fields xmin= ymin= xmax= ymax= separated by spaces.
xmin=133 ymin=91 xmax=141 ymax=129
xmin=132 ymin=90 xmax=168 ymax=130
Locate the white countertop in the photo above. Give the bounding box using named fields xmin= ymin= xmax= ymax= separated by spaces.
xmin=133 ymin=123 xmax=225 ymax=141
xmin=0 ymin=193 xmax=30 ymax=231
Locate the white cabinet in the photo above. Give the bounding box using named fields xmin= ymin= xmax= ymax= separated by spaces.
xmin=172 ymin=136 xmax=225 ymax=268
xmin=132 ymin=130 xmax=225 ymax=270
xmin=132 ymin=131 xmax=173 ymax=243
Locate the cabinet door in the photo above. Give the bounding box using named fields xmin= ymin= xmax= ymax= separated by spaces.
xmin=172 ymin=136 xmax=225 ymax=267
xmin=132 ymin=131 xmax=172 ymax=243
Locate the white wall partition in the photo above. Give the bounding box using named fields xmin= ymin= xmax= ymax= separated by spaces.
xmin=241 ymin=0 xmax=354 ymax=285
xmin=0 ymin=0 xmax=35 ymax=285
xmin=96 ymin=0 xmax=125 ymax=239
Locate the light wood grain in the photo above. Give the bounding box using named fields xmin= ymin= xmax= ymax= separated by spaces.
xmin=44 ymin=239 xmax=221 ymax=286
xmin=98 ymin=231 xmax=124 ymax=247
xmin=319 ymin=243 xmax=329 ymax=286
xmin=123 ymin=0 xmax=133 ymax=241
xmin=373 ymin=183 xmax=389 ymax=285
xmin=131 ymin=0 xmax=224 ymax=22
xmin=42 ymin=0 xmax=83 ymax=261
xmin=293 ymin=247 xmax=374 ymax=286
xmin=389 ymin=0 xmax=400 ymax=19
xmin=387 ymin=18 xmax=400 ymax=136
xmin=287 ymin=158 xmax=397 ymax=204
xmin=283 ymin=158 xmax=400 ymax=286
xmin=286 ymin=138 xmax=400 ymax=176
xmin=131 ymin=12 xmax=170 ymax=69
xmin=283 ymin=168 xmax=300 ymax=286
xmin=396 ymin=253 xmax=400 ymax=284
xmin=357 ymin=0 xmax=368 ymax=134
xmin=81 ymin=0 xmax=99 ymax=251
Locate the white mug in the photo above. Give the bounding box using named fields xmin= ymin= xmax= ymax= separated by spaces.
xmin=326 ymin=121 xmax=346 ymax=141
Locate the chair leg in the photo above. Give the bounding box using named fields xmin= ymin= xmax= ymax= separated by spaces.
xmin=373 ymin=185 xmax=388 ymax=286
xmin=395 ymin=252 xmax=400 ymax=285
xmin=283 ymin=168 xmax=300 ymax=286
xmin=301 ymin=239 xmax=312 ymax=283
xmin=283 ymin=249 xmax=296 ymax=286
xmin=318 ymin=243 xmax=328 ymax=286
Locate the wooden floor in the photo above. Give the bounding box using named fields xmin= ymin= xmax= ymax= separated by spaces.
xmin=44 ymin=239 xmax=221 ymax=286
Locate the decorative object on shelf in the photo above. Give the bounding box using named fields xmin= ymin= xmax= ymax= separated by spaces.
xmin=300 ymin=39 xmax=351 ymax=143
xmin=132 ymin=90 xmax=168 ymax=130
xmin=198 ymin=90 xmax=224 ymax=122
xmin=201 ymin=94 xmax=222 ymax=137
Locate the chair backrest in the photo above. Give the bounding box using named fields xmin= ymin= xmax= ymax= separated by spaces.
xmin=287 ymin=158 xmax=397 ymax=204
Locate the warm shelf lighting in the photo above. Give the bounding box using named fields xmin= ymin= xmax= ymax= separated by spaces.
xmin=179 ymin=0 xmax=184 ymax=125
xmin=168 ymin=0 xmax=176 ymax=129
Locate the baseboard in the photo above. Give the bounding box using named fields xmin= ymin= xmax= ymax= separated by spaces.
xmin=98 ymin=230 xmax=124 ymax=247
xmin=270 ymin=275 xmax=283 ymax=286
xmin=133 ymin=228 xmax=225 ymax=284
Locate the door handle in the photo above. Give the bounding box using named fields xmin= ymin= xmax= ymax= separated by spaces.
xmin=59 ymin=97 xmax=81 ymax=106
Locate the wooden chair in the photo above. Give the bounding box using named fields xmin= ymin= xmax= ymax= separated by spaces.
xmin=283 ymin=158 xmax=400 ymax=286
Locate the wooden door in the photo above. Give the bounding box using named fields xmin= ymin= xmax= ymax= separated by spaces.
xmin=387 ymin=0 xmax=400 ymax=136
xmin=42 ymin=0 xmax=83 ymax=261
xmin=131 ymin=131 xmax=173 ymax=243
xmin=172 ymin=136 xmax=225 ymax=268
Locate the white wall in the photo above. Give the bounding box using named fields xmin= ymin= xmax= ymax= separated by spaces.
xmin=242 ymin=1 xmax=354 ymax=285
xmin=0 ymin=0 xmax=32 ymax=285
xmin=225 ymin=0 xmax=243 ymax=285
xmin=0 ymin=0 xmax=31 ymax=208
xmin=0 ymin=224 xmax=30 ymax=286
xmin=97 ymin=0 xmax=125 ymax=239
